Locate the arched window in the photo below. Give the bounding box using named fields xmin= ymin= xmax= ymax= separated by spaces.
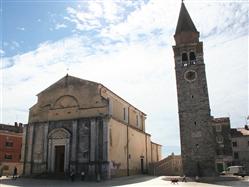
xmin=189 ymin=52 xmax=196 ymax=64
xmin=182 ymin=53 xmax=188 ymax=61
xmin=182 ymin=53 xmax=188 ymax=67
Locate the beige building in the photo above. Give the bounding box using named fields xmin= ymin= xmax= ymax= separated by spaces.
xmin=22 ymin=75 xmax=161 ymax=179
xmin=150 ymin=153 xmax=182 ymax=176
xmin=231 ymin=126 xmax=249 ymax=173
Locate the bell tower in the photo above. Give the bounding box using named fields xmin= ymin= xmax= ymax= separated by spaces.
xmin=173 ymin=2 xmax=216 ymax=176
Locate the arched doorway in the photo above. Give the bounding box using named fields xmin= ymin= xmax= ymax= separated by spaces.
xmin=48 ymin=128 xmax=71 ymax=173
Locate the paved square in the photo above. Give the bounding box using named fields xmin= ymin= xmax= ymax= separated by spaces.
xmin=0 ymin=175 xmax=249 ymax=187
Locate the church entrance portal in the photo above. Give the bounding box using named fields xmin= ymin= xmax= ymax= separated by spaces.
xmin=55 ymin=145 xmax=65 ymax=173
xmin=48 ymin=128 xmax=70 ymax=173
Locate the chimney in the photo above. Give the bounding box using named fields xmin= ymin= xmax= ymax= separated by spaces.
xmin=19 ymin=123 xmax=23 ymax=127
xmin=14 ymin=122 xmax=18 ymax=127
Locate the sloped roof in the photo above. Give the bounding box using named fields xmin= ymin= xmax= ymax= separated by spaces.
xmin=37 ymin=74 xmax=99 ymax=96
xmin=175 ymin=2 xmax=198 ymax=34
xmin=231 ymin=128 xmax=249 ymax=137
xmin=36 ymin=74 xmax=146 ymax=115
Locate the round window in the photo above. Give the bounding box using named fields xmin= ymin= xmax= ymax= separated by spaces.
xmin=184 ymin=70 xmax=197 ymax=82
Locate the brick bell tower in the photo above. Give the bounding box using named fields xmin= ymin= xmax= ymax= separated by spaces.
xmin=173 ymin=2 xmax=217 ymax=177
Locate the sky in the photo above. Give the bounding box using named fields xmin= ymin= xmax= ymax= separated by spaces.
xmin=0 ymin=0 xmax=248 ymax=157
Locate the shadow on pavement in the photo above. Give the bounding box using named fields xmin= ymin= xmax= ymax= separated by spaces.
xmin=162 ymin=175 xmax=249 ymax=187
xmin=0 ymin=175 xmax=157 ymax=187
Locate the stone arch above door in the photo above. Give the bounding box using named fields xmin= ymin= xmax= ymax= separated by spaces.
xmin=48 ymin=128 xmax=71 ymax=139
xmin=53 ymin=95 xmax=79 ymax=109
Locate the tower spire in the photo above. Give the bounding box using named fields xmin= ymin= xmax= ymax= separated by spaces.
xmin=174 ymin=2 xmax=199 ymax=45
xmin=175 ymin=2 xmax=198 ymax=34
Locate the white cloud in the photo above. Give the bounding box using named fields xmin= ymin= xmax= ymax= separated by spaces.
xmin=0 ymin=49 xmax=4 ymax=56
xmin=64 ymin=0 xmax=248 ymax=47
xmin=55 ymin=23 xmax=67 ymax=30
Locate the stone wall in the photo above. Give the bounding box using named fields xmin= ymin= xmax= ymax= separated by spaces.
xmin=22 ymin=117 xmax=109 ymax=180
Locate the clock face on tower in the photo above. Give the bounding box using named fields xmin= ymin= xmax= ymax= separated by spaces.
xmin=184 ymin=70 xmax=197 ymax=82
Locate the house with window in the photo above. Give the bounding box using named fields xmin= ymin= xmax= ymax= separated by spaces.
xmin=0 ymin=123 xmax=23 ymax=176
xmin=212 ymin=117 xmax=233 ymax=173
xmin=230 ymin=125 xmax=249 ymax=173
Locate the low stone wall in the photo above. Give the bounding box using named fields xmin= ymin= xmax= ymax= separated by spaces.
xmin=0 ymin=162 xmax=23 ymax=176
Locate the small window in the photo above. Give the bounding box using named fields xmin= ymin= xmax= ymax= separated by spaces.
xmin=182 ymin=53 xmax=188 ymax=67
xmin=182 ymin=53 xmax=188 ymax=61
xmin=234 ymin=152 xmax=239 ymax=159
xmin=5 ymin=142 xmax=13 ymax=147
xmin=216 ymin=136 xmax=223 ymax=143
xmin=4 ymin=154 xmax=12 ymax=160
xmin=232 ymin=141 xmax=237 ymax=147
xmin=136 ymin=115 xmax=139 ymax=126
xmin=189 ymin=52 xmax=196 ymax=61
xmin=109 ymin=128 xmax=112 ymax=147
xmin=123 ymin=108 xmax=126 ymax=121
xmin=194 ymin=121 xmax=197 ymax=126
xmin=215 ymin=125 xmax=222 ymax=132
xmin=248 ymin=141 xmax=249 ymax=146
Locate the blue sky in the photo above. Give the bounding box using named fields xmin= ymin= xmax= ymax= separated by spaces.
xmin=0 ymin=0 xmax=248 ymax=157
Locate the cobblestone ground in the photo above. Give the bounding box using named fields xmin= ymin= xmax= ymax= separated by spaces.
xmin=0 ymin=175 xmax=248 ymax=187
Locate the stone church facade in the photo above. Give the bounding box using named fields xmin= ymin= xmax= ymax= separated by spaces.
xmin=21 ymin=75 xmax=161 ymax=179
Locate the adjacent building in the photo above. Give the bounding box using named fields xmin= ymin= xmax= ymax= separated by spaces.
xmin=212 ymin=117 xmax=233 ymax=172
xmin=152 ymin=153 xmax=182 ymax=176
xmin=231 ymin=125 xmax=249 ymax=173
xmin=0 ymin=123 xmax=23 ymax=176
xmin=22 ymin=75 xmax=161 ymax=179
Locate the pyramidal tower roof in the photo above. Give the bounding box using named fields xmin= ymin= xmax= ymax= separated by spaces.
xmin=175 ymin=2 xmax=198 ymax=34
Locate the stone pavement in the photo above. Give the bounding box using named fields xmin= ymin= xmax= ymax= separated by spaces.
xmin=0 ymin=175 xmax=248 ymax=187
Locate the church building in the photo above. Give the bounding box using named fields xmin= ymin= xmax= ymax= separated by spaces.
xmin=21 ymin=75 xmax=161 ymax=179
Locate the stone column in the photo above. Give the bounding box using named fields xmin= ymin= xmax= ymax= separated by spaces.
xmin=20 ymin=125 xmax=27 ymax=174
xmin=48 ymin=139 xmax=52 ymax=172
xmin=90 ymin=119 xmax=96 ymax=162
xmin=70 ymin=120 xmax=78 ymax=170
xmin=88 ymin=119 xmax=96 ymax=178
xmin=43 ymin=123 xmax=48 ymax=168
xmin=25 ymin=124 xmax=34 ymax=175
xmin=102 ymin=118 xmax=110 ymax=179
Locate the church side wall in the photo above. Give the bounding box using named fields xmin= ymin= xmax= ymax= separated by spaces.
xmin=100 ymin=88 xmax=145 ymax=132
xmin=108 ymin=118 xmax=128 ymax=177
xmin=108 ymin=118 xmax=157 ymax=177
xmin=146 ymin=135 xmax=152 ymax=163
xmin=128 ymin=126 xmax=147 ymax=175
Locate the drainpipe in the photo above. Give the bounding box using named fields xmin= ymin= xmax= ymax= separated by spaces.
xmin=23 ymin=124 xmax=28 ymax=175
xmin=145 ymin=135 xmax=148 ymax=173
xmin=127 ymin=106 xmax=130 ymax=176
